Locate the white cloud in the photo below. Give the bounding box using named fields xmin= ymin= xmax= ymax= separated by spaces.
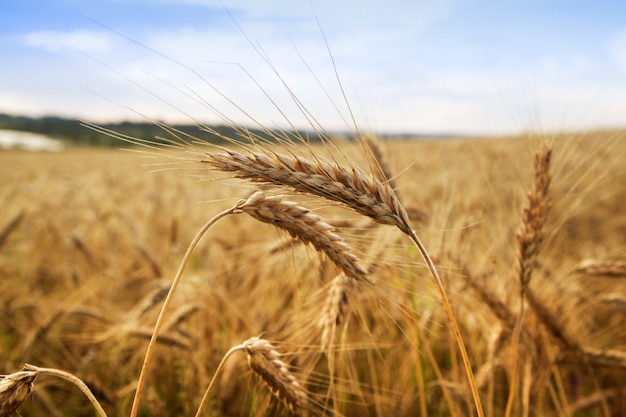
xmin=23 ymin=30 xmax=114 ymax=53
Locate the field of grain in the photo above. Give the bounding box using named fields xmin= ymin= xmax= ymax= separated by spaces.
xmin=1 ymin=129 xmax=625 ymax=416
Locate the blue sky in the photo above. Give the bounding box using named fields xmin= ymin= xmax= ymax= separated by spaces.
xmin=1 ymin=0 xmax=625 ymax=135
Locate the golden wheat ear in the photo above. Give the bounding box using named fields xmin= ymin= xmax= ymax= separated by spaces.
xmin=0 ymin=367 xmax=37 ymax=417
xmin=242 ymin=337 xmax=310 ymax=415
xmin=318 ymin=272 xmax=353 ymax=352
xmin=195 ymin=337 xmax=309 ymax=417
xmin=234 ymin=191 xmax=372 ymax=284
xmin=573 ymin=258 xmax=626 ymax=277
xmin=203 ymin=149 xmax=412 ymax=233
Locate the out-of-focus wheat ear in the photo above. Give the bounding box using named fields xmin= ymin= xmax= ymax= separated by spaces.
xmin=0 ymin=368 xmax=37 ymax=417
xmin=517 ymin=142 xmax=552 ymax=288
xmin=242 ymin=337 xmax=309 ymax=415
xmin=572 ymin=258 xmax=626 ymax=277
xmin=318 ymin=273 xmax=354 ymax=352
xmin=234 ymin=191 xmax=372 ymax=284
xmin=601 ymin=293 xmax=626 ymax=312
xmin=578 ymin=347 xmax=626 ymax=369
xmin=0 ymin=211 xmax=24 ymax=253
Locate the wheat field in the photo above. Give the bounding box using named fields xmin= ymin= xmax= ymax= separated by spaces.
xmin=1 ymin=128 xmax=625 ymax=416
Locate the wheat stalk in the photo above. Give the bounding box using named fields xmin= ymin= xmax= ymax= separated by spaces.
xmin=131 ymin=191 xmax=368 ymax=415
xmin=0 ymin=365 xmax=108 ymax=417
xmin=506 ymin=141 xmax=552 ymax=417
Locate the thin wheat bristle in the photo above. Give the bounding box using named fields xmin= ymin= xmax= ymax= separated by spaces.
xmin=204 ymin=149 xmax=412 ymax=234
xmin=235 ymin=191 xmax=372 ymax=284
xmin=242 ymin=337 xmax=309 ymax=414
xmin=0 ymin=368 xmax=37 ymax=417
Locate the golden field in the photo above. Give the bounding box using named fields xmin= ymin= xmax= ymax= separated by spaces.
xmin=1 ymin=129 xmax=625 ymax=416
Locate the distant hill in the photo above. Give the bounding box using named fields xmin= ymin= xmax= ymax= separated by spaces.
xmin=0 ymin=113 xmax=325 ymax=148
xmin=0 ymin=113 xmax=461 ymax=148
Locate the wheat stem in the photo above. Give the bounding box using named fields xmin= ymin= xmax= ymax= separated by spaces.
xmin=23 ymin=364 xmax=108 ymax=417
xmin=129 ymin=206 xmax=236 ymax=417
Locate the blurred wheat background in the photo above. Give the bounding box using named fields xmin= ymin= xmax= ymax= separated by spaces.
xmin=1 ymin=128 xmax=625 ymax=416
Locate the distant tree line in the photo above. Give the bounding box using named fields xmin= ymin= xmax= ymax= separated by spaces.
xmin=0 ymin=113 xmax=325 ymax=148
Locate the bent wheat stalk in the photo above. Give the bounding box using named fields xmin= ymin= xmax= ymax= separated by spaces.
xmin=131 ymin=192 xmax=366 ymax=416
xmin=203 ymin=148 xmax=484 ymax=416
xmin=130 ymin=206 xmax=236 ymax=417
xmin=22 ymin=364 xmax=108 ymax=417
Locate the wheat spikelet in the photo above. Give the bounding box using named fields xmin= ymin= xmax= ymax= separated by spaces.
xmin=242 ymin=337 xmax=309 ymax=415
xmin=235 ymin=191 xmax=371 ymax=284
xmin=204 ymin=149 xmax=412 ymax=234
xmin=0 ymin=368 xmax=37 ymax=417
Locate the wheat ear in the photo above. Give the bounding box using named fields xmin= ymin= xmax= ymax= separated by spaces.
xmin=318 ymin=272 xmax=353 ymax=352
xmin=234 ymin=191 xmax=371 ymax=284
xmin=573 ymin=258 xmax=626 ymax=277
xmin=0 ymin=367 xmax=36 ymax=417
xmin=243 ymin=337 xmax=310 ymax=414
xmin=203 ymin=149 xmax=411 ymax=233
xmin=195 ymin=337 xmax=309 ymax=417
xmin=204 ymin=149 xmax=484 ymax=416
